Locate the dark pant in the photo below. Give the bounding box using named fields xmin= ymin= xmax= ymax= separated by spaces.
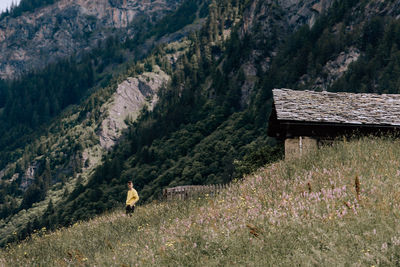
xmin=126 ymin=205 xmax=135 ymax=216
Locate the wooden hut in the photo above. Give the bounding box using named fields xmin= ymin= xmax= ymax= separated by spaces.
xmin=268 ymin=88 xmax=400 ymax=159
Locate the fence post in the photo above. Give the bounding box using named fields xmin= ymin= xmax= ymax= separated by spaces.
xmin=162 ymin=183 xmax=230 ymax=201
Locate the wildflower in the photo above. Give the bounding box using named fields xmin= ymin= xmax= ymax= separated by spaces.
xmin=392 ymin=236 xmax=400 ymax=246
xmin=166 ymin=241 xmax=174 ymax=247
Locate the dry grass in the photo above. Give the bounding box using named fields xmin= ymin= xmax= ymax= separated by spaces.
xmin=2 ymin=137 xmax=400 ymax=266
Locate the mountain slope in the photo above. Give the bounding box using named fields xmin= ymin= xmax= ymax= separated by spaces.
xmin=0 ymin=0 xmax=208 ymax=246
xmin=0 ymin=0 xmax=182 ymax=79
xmin=0 ymin=0 xmax=356 ymax=246
xmin=2 ymin=137 xmax=400 ymax=266
xmin=55 ymin=0 xmax=345 ymax=219
xmin=5 ymin=0 xmax=400 ymax=249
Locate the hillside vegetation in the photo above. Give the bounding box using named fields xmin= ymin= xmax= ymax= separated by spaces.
xmin=2 ymin=137 xmax=400 ymax=266
xmin=0 ymin=0 xmax=212 ymax=245
xmin=5 ymin=0 xmax=400 ymax=249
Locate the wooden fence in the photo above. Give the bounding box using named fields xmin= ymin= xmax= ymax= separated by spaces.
xmin=162 ymin=184 xmax=229 ymax=200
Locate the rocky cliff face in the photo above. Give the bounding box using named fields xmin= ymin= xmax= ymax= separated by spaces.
xmin=0 ymin=66 xmax=171 ymax=194
xmin=0 ymin=0 xmax=181 ymax=79
xmin=241 ymin=0 xmax=335 ymax=39
xmin=238 ymin=0 xmax=335 ymax=106
xmin=300 ymin=47 xmax=360 ymax=91
xmin=238 ymin=0 xmax=400 ymax=98
xmin=99 ymin=66 xmax=169 ymax=149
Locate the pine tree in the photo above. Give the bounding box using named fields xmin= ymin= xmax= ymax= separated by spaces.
xmin=42 ymin=159 xmax=52 ymax=189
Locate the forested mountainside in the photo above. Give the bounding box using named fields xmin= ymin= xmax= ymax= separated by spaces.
xmin=0 ymin=0 xmax=208 ymax=246
xmin=2 ymin=0 xmax=400 ymax=247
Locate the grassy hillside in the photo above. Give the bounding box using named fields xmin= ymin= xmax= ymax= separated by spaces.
xmin=2 ymin=137 xmax=400 ymax=266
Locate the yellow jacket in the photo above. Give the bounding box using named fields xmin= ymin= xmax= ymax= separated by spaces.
xmin=126 ymin=188 xmax=139 ymax=206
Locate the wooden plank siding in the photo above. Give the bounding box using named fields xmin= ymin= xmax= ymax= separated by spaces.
xmin=162 ymin=184 xmax=229 ymax=200
xmin=268 ymin=88 xmax=400 ymax=159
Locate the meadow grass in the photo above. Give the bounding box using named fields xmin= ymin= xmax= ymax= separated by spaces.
xmin=2 ymin=137 xmax=400 ymax=266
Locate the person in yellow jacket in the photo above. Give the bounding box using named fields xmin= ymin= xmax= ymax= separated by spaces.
xmin=126 ymin=181 xmax=139 ymax=216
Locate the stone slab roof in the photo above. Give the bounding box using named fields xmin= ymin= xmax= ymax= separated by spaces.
xmin=273 ymin=89 xmax=400 ymax=126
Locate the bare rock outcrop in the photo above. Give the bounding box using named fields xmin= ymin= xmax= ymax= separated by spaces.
xmin=98 ymin=66 xmax=169 ymax=149
xmin=238 ymin=0 xmax=335 ymax=106
xmin=300 ymin=47 xmax=360 ymax=90
xmin=241 ymin=0 xmax=335 ymax=38
xmin=20 ymin=161 xmax=40 ymax=189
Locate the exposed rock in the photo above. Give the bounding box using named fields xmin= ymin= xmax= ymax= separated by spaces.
xmin=0 ymin=0 xmax=181 ymax=79
xmin=20 ymin=161 xmax=40 ymax=189
xmin=10 ymin=173 xmax=19 ymax=182
xmin=241 ymin=0 xmax=335 ymax=38
xmin=240 ymin=62 xmax=258 ymax=107
xmin=98 ymin=66 xmax=170 ymax=149
xmin=238 ymin=0 xmax=335 ymax=105
xmin=300 ymin=47 xmax=360 ymax=90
